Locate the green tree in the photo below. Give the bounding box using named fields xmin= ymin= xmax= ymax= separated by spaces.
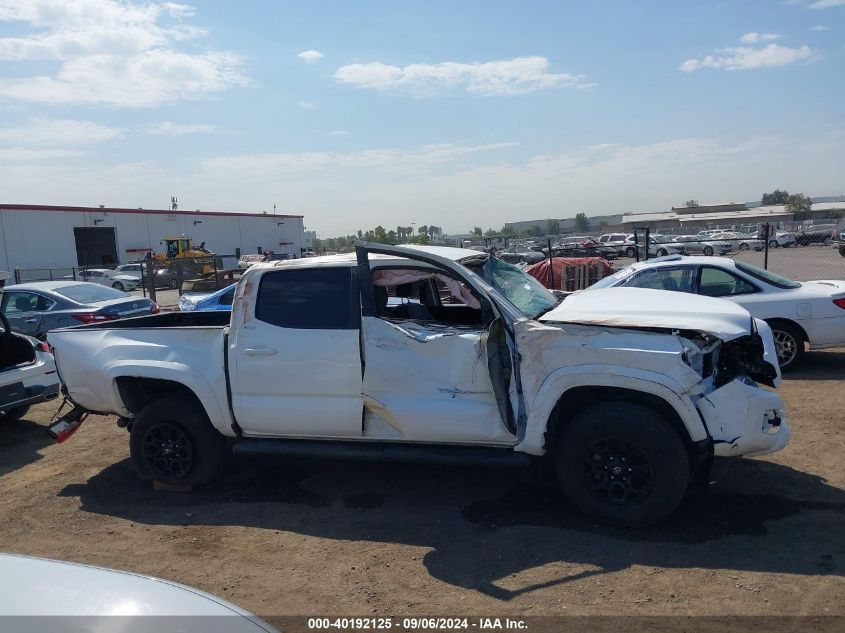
xmin=387 ymin=230 xmax=397 ymax=243
xmin=484 ymin=228 xmax=497 ymax=236
xmin=574 ymin=212 xmax=590 ymax=232
xmin=356 ymin=230 xmax=363 ymax=239
xmin=396 ymin=226 xmax=405 ymax=241
xmin=473 ymin=226 xmax=483 ymax=237
xmin=786 ymin=193 xmax=812 ymax=220
xmin=546 ymin=219 xmax=560 ymax=235
xmin=762 ymin=189 xmax=790 ymax=205
xmin=500 ymin=225 xmax=516 ymax=236
xmin=530 ymin=225 xmax=544 ymax=237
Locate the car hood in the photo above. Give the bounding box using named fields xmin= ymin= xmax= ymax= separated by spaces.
xmin=540 ymin=287 xmax=754 ymax=340
xmin=0 ymin=554 xmax=275 ymax=630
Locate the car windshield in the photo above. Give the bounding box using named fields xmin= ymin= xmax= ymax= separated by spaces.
xmin=588 ymin=266 xmax=636 ymax=289
xmin=478 ymin=257 xmax=557 ymax=319
xmin=54 ymin=283 xmax=129 ymax=303
xmin=734 ymin=262 xmax=801 ymax=289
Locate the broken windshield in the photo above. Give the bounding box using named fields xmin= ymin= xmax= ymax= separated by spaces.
xmin=479 ymin=257 xmax=557 ymax=320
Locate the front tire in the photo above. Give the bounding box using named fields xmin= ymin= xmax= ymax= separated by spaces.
xmin=768 ymin=321 xmax=805 ymax=371
xmin=769 ymin=240 xmax=778 ymax=248
xmin=112 ymin=281 xmax=125 ymax=291
xmin=130 ymin=396 xmax=229 ymax=486
xmin=0 ymin=405 xmax=30 ymax=423
xmin=702 ymin=245 xmax=714 ymax=256
xmin=739 ymin=242 xmax=749 ymax=251
xmin=555 ymin=402 xmax=690 ymax=527
xmin=656 ymin=248 xmax=668 ymax=257
xmin=625 ymin=247 xmax=636 ymax=258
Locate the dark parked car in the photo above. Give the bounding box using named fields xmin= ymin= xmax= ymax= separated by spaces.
xmin=549 ymin=237 xmax=618 ymax=259
xmin=0 ymin=282 xmax=159 ymax=339
xmin=795 ymin=225 xmax=836 ymax=246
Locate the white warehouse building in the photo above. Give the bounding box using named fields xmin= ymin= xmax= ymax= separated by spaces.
xmin=0 ymin=203 xmax=306 ymax=272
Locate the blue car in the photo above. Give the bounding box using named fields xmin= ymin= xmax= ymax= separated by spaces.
xmin=178 ymin=283 xmax=236 ymax=312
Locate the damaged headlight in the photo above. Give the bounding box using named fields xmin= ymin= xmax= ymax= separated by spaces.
xmin=718 ymin=334 xmax=778 ymax=389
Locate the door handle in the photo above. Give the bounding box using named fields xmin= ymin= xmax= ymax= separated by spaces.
xmin=244 ymin=347 xmax=277 ymax=356
xmin=25 ymin=318 xmax=39 ymax=324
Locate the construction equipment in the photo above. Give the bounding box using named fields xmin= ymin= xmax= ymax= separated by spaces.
xmin=148 ymin=237 xmax=219 ymax=276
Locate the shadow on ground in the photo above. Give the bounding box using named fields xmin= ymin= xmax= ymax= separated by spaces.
xmin=782 ymin=350 xmax=845 ymax=381
xmin=60 ymin=453 xmax=845 ymax=600
xmin=0 ymin=417 xmax=54 ymax=477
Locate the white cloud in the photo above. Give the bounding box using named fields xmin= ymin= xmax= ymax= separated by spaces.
xmin=142 ymin=121 xmax=217 ymax=135
xmin=0 ymin=118 xmax=124 ymax=145
xmin=680 ymin=43 xmax=814 ymax=72
xmin=0 ymin=147 xmax=85 ymax=161
xmin=809 ymin=24 xmax=830 ymax=29
xmin=333 ymin=56 xmax=595 ymax=96
xmin=297 ymin=49 xmax=324 ymax=64
xmin=297 ymin=100 xmax=315 ymax=110
xmin=0 ymin=0 xmax=246 ymax=106
xmin=809 ymin=0 xmax=845 ymax=8
xmin=0 ymin=133 xmax=842 ymax=235
xmin=325 ymin=130 xmax=349 ymax=136
xmin=199 ymin=142 xmax=517 ymax=177
xmin=739 ymin=32 xmax=782 ymax=43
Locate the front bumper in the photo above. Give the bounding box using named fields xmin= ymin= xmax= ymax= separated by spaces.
xmin=696 ymin=379 xmax=790 ymax=457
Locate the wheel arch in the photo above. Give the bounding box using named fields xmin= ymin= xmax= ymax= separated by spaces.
xmin=765 ymin=317 xmax=809 ymax=342
xmin=542 ymin=386 xmax=704 ymax=470
xmin=518 ymin=370 xmax=711 ymax=458
xmin=114 ymin=375 xmax=233 ymax=437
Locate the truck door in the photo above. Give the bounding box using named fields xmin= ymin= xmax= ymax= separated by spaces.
xmin=228 ymin=266 xmax=363 ymax=438
xmin=356 ymin=247 xmax=518 ymax=445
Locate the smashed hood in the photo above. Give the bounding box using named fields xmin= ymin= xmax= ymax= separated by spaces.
xmin=539 ymin=287 xmax=754 ymax=340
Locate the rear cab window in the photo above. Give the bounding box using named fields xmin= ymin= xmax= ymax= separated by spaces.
xmin=255 ymin=267 xmax=357 ymax=329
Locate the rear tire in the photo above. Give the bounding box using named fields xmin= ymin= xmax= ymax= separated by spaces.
xmin=768 ymin=321 xmax=805 ymax=371
xmin=769 ymin=240 xmax=778 ymax=248
xmin=129 ymin=396 xmax=229 ymax=486
xmin=739 ymin=242 xmax=749 ymax=251
xmin=112 ymin=281 xmax=125 ymax=291
xmin=656 ymin=248 xmax=668 ymax=257
xmin=555 ymin=402 xmax=690 ymax=527
xmin=625 ymin=247 xmax=636 ymax=258
xmin=703 ymin=245 xmax=714 ymax=256
xmin=0 ymin=405 xmax=30 ymax=423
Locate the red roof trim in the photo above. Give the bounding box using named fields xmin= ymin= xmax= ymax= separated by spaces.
xmin=0 ymin=203 xmax=303 ymax=220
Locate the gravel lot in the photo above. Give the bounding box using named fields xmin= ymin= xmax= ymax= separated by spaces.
xmin=1 ymin=349 xmax=844 ymax=619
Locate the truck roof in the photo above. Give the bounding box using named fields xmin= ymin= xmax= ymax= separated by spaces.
xmin=252 ymin=244 xmax=482 ymax=271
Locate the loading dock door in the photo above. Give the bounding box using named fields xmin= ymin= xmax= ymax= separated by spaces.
xmin=74 ymin=227 xmax=118 ymax=267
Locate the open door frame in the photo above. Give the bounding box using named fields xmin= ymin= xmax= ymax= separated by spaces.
xmin=354 ymin=241 xmax=524 ymax=439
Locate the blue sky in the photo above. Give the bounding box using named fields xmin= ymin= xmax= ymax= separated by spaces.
xmin=0 ymin=0 xmax=843 ymax=235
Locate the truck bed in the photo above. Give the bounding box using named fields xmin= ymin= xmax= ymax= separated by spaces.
xmin=63 ymin=310 xmax=232 ymax=330
xmin=47 ymin=312 xmax=232 ymax=426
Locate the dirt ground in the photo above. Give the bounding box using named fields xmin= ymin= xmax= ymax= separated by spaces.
xmin=1 ymin=349 xmax=844 ymax=618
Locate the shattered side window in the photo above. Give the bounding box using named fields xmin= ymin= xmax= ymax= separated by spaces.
xmin=481 ymin=257 xmax=557 ymax=319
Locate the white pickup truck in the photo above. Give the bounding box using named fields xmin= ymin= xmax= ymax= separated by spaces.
xmin=48 ymin=243 xmax=789 ymax=526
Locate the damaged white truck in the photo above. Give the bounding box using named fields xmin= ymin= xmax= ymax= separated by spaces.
xmin=47 ymin=243 xmax=790 ymax=526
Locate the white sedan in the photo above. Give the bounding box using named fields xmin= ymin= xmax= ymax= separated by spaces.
xmin=588 ymin=255 xmax=845 ymax=369
xmin=75 ymin=268 xmax=141 ymax=292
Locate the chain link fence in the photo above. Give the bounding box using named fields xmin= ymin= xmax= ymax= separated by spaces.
xmin=623 ymin=223 xmax=843 ymax=282
xmin=11 ymin=255 xmax=243 ymax=310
